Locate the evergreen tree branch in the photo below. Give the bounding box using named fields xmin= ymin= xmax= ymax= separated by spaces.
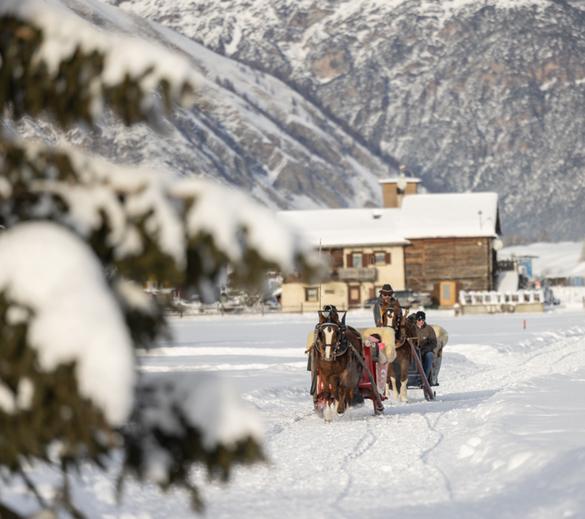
xmin=0 ymin=4 xmax=322 ymax=514
xmin=0 ymin=14 xmax=194 ymax=129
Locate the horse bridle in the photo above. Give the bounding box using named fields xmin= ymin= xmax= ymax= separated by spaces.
xmin=315 ymin=322 xmax=349 ymax=361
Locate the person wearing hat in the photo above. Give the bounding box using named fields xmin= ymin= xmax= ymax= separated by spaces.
xmin=414 ymin=310 xmax=437 ymax=384
xmin=373 ymin=283 xmax=403 ymax=339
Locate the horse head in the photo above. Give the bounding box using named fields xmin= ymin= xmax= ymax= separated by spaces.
xmin=404 ymin=310 xmax=419 ymax=340
xmin=315 ymin=321 xmax=348 ymax=361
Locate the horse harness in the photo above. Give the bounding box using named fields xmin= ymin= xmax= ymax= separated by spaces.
xmin=393 ymin=311 xmax=418 ymax=349
xmin=314 ymin=322 xmax=350 ymax=361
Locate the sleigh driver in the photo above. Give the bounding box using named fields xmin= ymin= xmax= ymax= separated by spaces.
xmin=372 ymin=283 xmax=403 ymax=342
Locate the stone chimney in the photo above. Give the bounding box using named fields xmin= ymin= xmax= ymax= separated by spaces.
xmin=379 ymin=166 xmax=421 ymax=208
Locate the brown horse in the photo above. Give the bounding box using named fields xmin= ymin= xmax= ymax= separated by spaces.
xmin=309 ymin=312 xmax=364 ymax=419
xmin=386 ymin=311 xmax=418 ymax=402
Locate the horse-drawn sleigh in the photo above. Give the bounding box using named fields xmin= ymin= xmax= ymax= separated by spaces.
xmin=306 ymin=306 xmax=444 ymax=420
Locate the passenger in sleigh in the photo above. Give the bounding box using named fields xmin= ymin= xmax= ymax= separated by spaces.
xmin=414 ymin=310 xmax=437 ymax=385
xmin=372 ymin=283 xmax=403 ymax=341
xmin=408 ymin=310 xmax=446 ymax=387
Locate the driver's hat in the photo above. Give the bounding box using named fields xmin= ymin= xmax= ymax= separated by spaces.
xmin=379 ymin=283 xmax=393 ymax=295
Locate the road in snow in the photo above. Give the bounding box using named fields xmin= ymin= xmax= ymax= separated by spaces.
xmin=5 ymin=308 xmax=585 ymax=518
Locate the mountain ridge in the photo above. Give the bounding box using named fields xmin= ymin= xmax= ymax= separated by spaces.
xmin=109 ymin=0 xmax=585 ymax=242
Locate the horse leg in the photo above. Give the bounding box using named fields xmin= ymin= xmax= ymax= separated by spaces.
xmin=387 ymin=362 xmax=400 ymax=401
xmin=315 ymin=373 xmax=334 ymax=415
xmin=399 ymin=357 xmax=409 ymax=402
xmin=326 ymin=375 xmax=341 ymax=414
xmin=337 ymin=387 xmax=347 ymax=415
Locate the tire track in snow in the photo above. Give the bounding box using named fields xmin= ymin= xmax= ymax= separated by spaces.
xmin=419 ymin=410 xmax=455 ymax=502
xmin=332 ymin=417 xmax=380 ymax=514
xmin=409 ymin=326 xmax=585 ymax=504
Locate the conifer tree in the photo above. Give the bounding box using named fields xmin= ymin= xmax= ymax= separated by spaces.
xmin=0 ymin=4 xmax=317 ymax=516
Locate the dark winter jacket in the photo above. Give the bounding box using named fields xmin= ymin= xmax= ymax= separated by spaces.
xmin=416 ymin=323 xmax=437 ymax=355
xmin=373 ymin=296 xmax=402 ymax=330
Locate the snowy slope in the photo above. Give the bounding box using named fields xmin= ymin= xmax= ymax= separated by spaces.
xmin=14 ymin=0 xmax=397 ymax=211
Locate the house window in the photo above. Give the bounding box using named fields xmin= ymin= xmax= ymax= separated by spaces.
xmin=374 ymin=251 xmax=389 ymax=265
xmin=349 ymin=285 xmax=361 ymax=305
xmin=305 ymin=287 xmax=319 ymax=302
xmin=351 ymin=252 xmax=363 ymax=268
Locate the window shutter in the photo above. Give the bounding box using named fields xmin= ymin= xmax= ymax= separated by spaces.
xmin=346 ymin=254 xmax=353 ymax=267
xmin=385 ymin=252 xmax=392 ymax=264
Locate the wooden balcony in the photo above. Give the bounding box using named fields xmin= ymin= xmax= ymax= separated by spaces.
xmin=337 ymin=267 xmax=377 ymax=282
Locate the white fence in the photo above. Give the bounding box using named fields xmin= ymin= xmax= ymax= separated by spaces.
xmin=459 ymin=289 xmax=545 ymax=314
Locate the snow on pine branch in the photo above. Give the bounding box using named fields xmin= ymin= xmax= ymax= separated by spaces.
xmin=131 ymin=373 xmax=263 ymax=484
xmin=172 ymin=177 xmax=312 ymax=273
xmin=0 ymin=0 xmax=198 ymax=119
xmin=0 ymin=222 xmax=134 ymax=425
xmin=1 ymin=137 xmax=320 ymax=283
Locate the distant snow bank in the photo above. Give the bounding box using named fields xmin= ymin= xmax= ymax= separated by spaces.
xmin=501 ymin=241 xmax=583 ymax=278
xmin=552 ymin=286 xmax=585 ymax=307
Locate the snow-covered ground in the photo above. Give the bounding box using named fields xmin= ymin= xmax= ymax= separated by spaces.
xmin=5 ymin=307 xmax=585 ymax=518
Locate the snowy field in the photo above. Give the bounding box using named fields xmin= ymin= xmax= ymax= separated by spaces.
xmin=5 ymin=307 xmax=585 ymax=518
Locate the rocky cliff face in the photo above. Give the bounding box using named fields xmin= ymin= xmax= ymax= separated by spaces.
xmin=110 ymin=0 xmax=585 ymax=242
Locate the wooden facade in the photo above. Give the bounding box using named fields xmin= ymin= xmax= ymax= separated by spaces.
xmin=404 ymin=237 xmax=498 ymax=297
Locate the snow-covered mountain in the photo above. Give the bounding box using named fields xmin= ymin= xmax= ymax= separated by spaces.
xmin=16 ymin=0 xmax=397 ymax=211
xmin=108 ymin=0 xmax=585 ymax=242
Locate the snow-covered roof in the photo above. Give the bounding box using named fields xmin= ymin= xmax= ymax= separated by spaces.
xmin=400 ymin=192 xmax=500 ymax=239
xmin=277 ymin=208 xmax=407 ymax=248
xmin=278 ymin=192 xmax=500 ymax=247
